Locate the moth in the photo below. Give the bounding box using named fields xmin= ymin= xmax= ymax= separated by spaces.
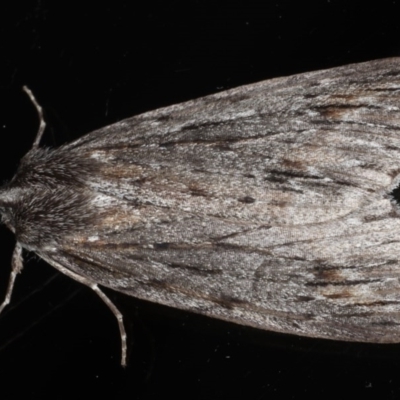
xmin=2 ymin=58 xmax=400 ymax=366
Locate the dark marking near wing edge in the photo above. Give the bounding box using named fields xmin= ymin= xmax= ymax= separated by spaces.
xmin=155 ymin=114 xmax=172 ymax=122
xmin=351 ymin=300 xmax=400 ymax=307
xmin=382 ymin=69 xmax=400 ymax=78
xmin=159 ymin=134 xmax=271 ymax=148
xmin=371 ymin=320 xmax=400 ymax=327
xmin=313 ymin=266 xmax=343 ymax=281
xmin=390 ymin=185 xmax=400 ymax=206
xmin=158 ymin=138 xmax=233 ymax=148
xmin=167 ymin=262 xmax=223 ymax=276
xmin=296 ymin=296 xmax=316 ymax=302
xmin=281 ymin=159 xmax=306 ymax=171
xmin=238 ymin=196 xmax=255 ymax=204
xmin=265 ymin=169 xmax=323 ymax=180
xmin=188 ymin=184 xmax=209 ymax=197
xmin=307 ymin=278 xmax=382 ymax=287
xmin=267 ymin=183 xmax=305 ymax=194
xmin=370 ymin=86 xmax=400 ymax=92
xmin=311 ymin=103 xmax=381 ymax=119
xmin=132 ymin=176 xmax=148 ymax=186
xmin=181 ymin=120 xmax=228 ymax=132
xmin=154 ymin=242 xmax=170 ymax=250
xmin=143 ymin=278 xmax=171 ymax=290
xmin=86 ymin=241 xmax=141 ymax=250
xmin=323 ymin=291 xmax=353 ymax=299
xmin=311 ymin=262 xmax=387 ymax=272
xmin=264 ymin=175 xmax=286 ymax=184
xmin=213 ymin=294 xmax=250 ymax=310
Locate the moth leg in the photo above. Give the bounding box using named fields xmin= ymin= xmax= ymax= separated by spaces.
xmin=0 ymin=242 xmax=23 ymax=314
xmin=91 ymin=285 xmax=127 ymax=367
xmin=22 ymin=86 xmax=46 ymax=148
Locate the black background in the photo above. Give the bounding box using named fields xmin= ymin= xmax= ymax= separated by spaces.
xmin=1 ymin=1 xmax=400 ymax=399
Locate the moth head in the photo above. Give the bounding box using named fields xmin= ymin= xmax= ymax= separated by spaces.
xmin=0 ymin=175 xmax=97 ymax=249
xmin=0 ymin=186 xmax=23 ymax=228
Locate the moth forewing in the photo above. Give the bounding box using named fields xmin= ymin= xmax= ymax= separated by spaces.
xmin=2 ymin=58 xmax=400 ymax=365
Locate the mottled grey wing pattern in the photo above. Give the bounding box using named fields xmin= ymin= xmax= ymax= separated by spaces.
xmin=42 ymin=58 xmax=400 ymax=342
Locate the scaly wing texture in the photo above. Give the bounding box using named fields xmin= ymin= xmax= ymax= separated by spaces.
xmin=35 ymin=58 xmax=400 ymax=342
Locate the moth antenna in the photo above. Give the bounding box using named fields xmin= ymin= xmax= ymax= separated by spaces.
xmin=38 ymin=255 xmax=128 ymax=366
xmin=0 ymin=242 xmax=23 ymax=314
xmin=22 ymin=86 xmax=46 ymax=149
